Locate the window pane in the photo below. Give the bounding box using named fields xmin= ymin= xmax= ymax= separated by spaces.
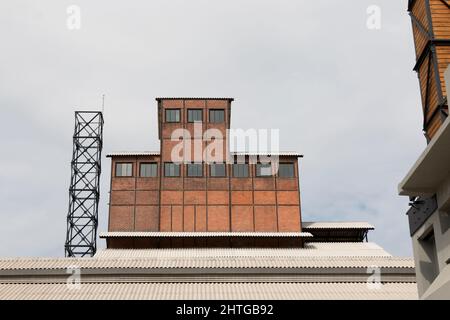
xmin=116 ymin=163 xmax=133 ymax=177
xmin=278 ymin=163 xmax=294 ymax=178
xmin=164 ymin=163 xmax=180 ymax=177
xmin=210 ymin=163 xmax=226 ymax=177
xmin=233 ymin=164 xmax=248 ymax=177
xmin=140 ymin=163 xmax=157 ymax=177
xmin=166 ymin=109 xmax=180 ymax=123
xmin=187 ymin=163 xmax=203 ymax=177
xmin=256 ymin=163 xmax=272 ymax=177
xmin=188 ymin=109 xmax=203 ymax=122
xmin=209 ymin=109 xmax=225 ymax=123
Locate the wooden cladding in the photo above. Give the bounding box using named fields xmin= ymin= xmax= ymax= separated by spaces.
xmin=409 ymin=0 xmax=449 ymax=141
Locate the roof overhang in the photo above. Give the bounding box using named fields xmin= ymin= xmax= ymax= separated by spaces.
xmin=100 ymin=232 xmax=313 ymax=249
xmin=399 ymin=66 xmax=450 ymax=196
xmin=155 ymin=97 xmax=234 ymax=101
xmin=232 ymin=152 xmax=303 ymax=158
xmin=398 ymin=115 xmax=450 ymax=197
xmin=302 ymin=222 xmax=374 ymax=243
xmin=302 ymin=222 xmax=374 ymax=229
xmin=106 ymin=152 xmax=160 ymax=157
xmin=100 ymin=232 xmax=313 ymax=238
xmin=106 ymin=152 xmax=303 ymax=158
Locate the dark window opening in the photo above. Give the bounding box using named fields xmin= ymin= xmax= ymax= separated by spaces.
xmin=116 ymin=163 xmax=133 ymax=177
xmin=187 ymin=163 xmax=203 ymax=177
xmin=419 ymin=227 xmax=439 ymax=283
xmin=165 ymin=109 xmax=181 ymax=123
xmin=210 ymin=163 xmax=226 ymax=177
xmin=140 ymin=163 xmax=157 ymax=177
xmin=278 ymin=163 xmax=295 ymax=178
xmin=188 ymin=109 xmax=203 ymax=122
xmin=209 ymin=109 xmax=225 ymax=123
xmin=232 ymin=163 xmax=249 ymax=177
xmin=164 ymin=163 xmax=180 ymax=177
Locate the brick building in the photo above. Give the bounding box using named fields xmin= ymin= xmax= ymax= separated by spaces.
xmin=104 ymin=98 xmax=307 ymax=249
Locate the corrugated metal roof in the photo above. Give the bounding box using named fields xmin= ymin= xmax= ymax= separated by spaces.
xmin=106 ymin=151 xmax=160 ymax=157
xmin=0 ymin=274 xmax=416 ymax=286
xmin=0 ymin=282 xmax=418 ymax=300
xmin=0 ymin=255 xmax=414 ymax=271
xmin=302 ymin=221 xmax=375 ymax=230
xmin=99 ymin=232 xmax=313 ymax=238
xmin=94 ymin=243 xmax=391 ymax=259
xmin=155 ymin=97 xmax=234 ymax=101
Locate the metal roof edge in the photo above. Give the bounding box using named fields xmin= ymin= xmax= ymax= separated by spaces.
xmin=302 ymin=222 xmax=375 ymax=230
xmin=99 ymin=232 xmax=313 ymax=238
xmin=106 ymin=152 xmax=160 ymax=157
xmin=106 ymin=151 xmax=303 ymax=158
xmin=155 ymin=97 xmax=234 ymax=101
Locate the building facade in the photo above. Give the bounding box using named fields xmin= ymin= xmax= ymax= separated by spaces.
xmin=106 ymin=98 xmax=304 ymax=248
xmin=398 ymin=0 xmax=450 ymax=299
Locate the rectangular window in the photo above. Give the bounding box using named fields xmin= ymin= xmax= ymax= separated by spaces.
xmin=140 ymin=163 xmax=157 ymax=177
xmin=116 ymin=163 xmax=133 ymax=177
xmin=164 ymin=163 xmax=180 ymax=177
xmin=232 ymin=163 xmax=249 ymax=178
xmin=419 ymin=227 xmax=439 ymax=283
xmin=256 ymin=163 xmax=273 ymax=177
xmin=187 ymin=163 xmax=203 ymax=177
xmin=278 ymin=163 xmax=295 ymax=178
xmin=210 ymin=163 xmax=226 ymax=177
xmin=209 ymin=109 xmax=225 ymax=123
xmin=165 ymin=109 xmax=181 ymax=123
xmin=188 ymin=109 xmax=203 ymax=122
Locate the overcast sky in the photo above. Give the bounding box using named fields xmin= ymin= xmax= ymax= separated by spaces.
xmin=0 ymin=0 xmax=425 ymax=257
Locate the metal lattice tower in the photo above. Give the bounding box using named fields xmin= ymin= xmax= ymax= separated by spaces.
xmin=65 ymin=111 xmax=104 ymax=257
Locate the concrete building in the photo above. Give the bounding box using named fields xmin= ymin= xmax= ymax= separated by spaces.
xmin=398 ymin=0 xmax=450 ymax=299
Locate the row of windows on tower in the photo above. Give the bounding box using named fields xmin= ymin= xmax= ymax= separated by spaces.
xmin=166 ymin=109 xmax=225 ymax=123
xmin=115 ymin=163 xmax=295 ymax=178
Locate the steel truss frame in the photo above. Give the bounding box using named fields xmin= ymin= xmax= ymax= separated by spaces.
xmin=65 ymin=111 xmax=104 ymax=257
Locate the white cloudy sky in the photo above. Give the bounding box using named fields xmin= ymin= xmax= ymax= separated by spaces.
xmin=0 ymin=0 xmax=425 ymax=257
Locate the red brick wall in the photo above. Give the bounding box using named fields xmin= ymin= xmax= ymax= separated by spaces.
xmin=108 ymin=99 xmax=302 ymax=235
xmin=109 ymin=155 xmax=302 ymax=233
xmin=109 ymin=155 xmax=160 ymax=232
